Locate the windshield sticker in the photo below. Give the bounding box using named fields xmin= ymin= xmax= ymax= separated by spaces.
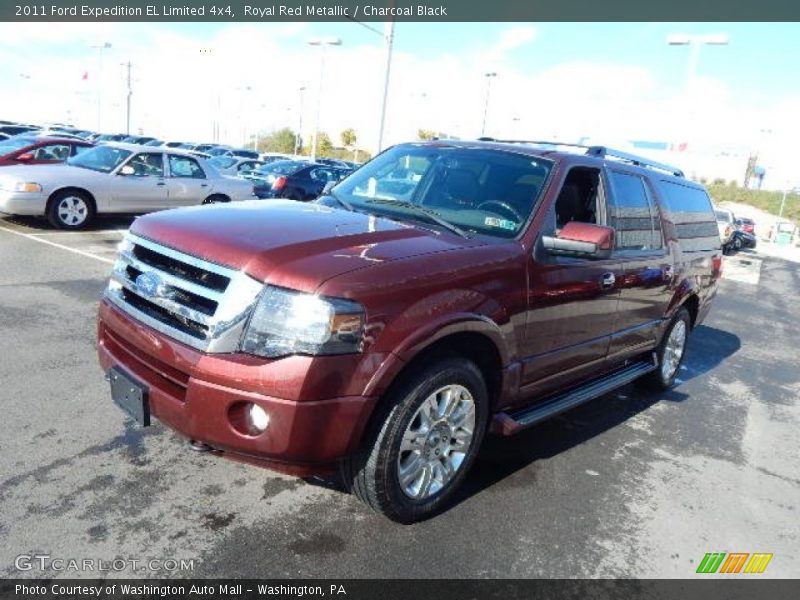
xmin=484 ymin=217 xmax=516 ymax=231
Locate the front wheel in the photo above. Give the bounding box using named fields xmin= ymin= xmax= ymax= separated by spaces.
xmin=733 ymin=237 xmax=743 ymax=251
xmin=341 ymin=357 xmax=489 ymax=523
xmin=640 ymin=307 xmax=691 ymax=390
xmin=47 ymin=190 xmax=95 ymax=229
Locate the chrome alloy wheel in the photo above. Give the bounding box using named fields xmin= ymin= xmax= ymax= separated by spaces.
xmin=661 ymin=320 xmax=687 ymax=380
xmin=57 ymin=196 xmax=88 ymax=226
xmin=397 ymin=384 xmax=476 ymax=500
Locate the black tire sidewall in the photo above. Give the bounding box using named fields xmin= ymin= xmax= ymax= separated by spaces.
xmin=47 ymin=191 xmax=94 ymax=230
xmin=370 ymin=358 xmax=489 ymax=522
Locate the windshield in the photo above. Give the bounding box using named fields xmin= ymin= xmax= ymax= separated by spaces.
xmin=329 ymin=144 xmax=553 ymax=239
xmin=67 ymin=145 xmax=132 ymax=173
xmin=209 ymin=156 xmax=237 ymax=169
xmin=0 ymin=137 xmax=36 ymax=154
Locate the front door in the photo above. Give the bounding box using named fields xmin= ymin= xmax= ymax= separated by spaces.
xmin=111 ymin=152 xmax=168 ymax=212
xmin=521 ymin=164 xmax=622 ymax=399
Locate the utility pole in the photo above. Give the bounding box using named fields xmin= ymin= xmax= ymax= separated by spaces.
xmin=122 ymin=61 xmax=133 ymax=135
xmin=376 ymin=19 xmax=395 ymax=154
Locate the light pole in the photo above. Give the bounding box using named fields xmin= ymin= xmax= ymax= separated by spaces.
xmin=89 ymin=42 xmax=112 ymax=131
xmin=481 ymin=72 xmax=497 ymax=137
xmin=667 ymin=33 xmax=729 ymax=94
xmin=295 ymin=85 xmax=306 ymax=156
xmin=376 ymin=20 xmax=395 ymax=154
xmin=307 ymin=38 xmax=342 ymax=162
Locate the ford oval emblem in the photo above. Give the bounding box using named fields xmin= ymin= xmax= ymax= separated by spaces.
xmin=135 ymin=272 xmax=163 ymax=299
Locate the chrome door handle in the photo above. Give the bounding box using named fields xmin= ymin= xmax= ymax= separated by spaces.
xmin=599 ymin=272 xmax=616 ymax=289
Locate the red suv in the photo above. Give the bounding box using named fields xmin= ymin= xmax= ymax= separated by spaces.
xmin=97 ymin=140 xmax=722 ymax=522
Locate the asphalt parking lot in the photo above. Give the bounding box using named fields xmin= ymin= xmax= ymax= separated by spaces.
xmin=1 ymin=215 xmax=798 ymax=579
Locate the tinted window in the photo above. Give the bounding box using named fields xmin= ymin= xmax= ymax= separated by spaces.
xmin=168 ymin=155 xmax=205 ymax=179
xmin=34 ymin=144 xmax=71 ymax=161
xmin=656 ymin=180 xmax=719 ymax=252
xmin=607 ymin=171 xmax=662 ymax=250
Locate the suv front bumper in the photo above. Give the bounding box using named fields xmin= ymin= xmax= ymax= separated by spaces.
xmin=97 ymin=299 xmax=380 ymax=475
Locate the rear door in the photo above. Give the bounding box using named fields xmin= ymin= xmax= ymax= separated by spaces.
xmin=605 ymin=168 xmax=674 ymax=363
xmin=165 ymin=154 xmax=210 ymax=206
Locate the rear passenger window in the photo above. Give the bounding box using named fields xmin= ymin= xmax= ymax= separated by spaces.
xmin=657 ymin=180 xmax=720 ymax=252
xmin=169 ymin=155 xmax=205 ymax=179
xmin=607 ymin=171 xmax=662 ymax=251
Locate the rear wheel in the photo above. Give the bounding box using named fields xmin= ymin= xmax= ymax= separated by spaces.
xmin=640 ymin=307 xmax=691 ymax=390
xmin=733 ymin=236 xmax=743 ymax=251
xmin=47 ymin=190 xmax=95 ymax=229
xmin=341 ymin=357 xmax=489 ymax=523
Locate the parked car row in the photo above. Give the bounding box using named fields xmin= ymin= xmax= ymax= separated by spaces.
xmin=714 ymin=206 xmax=757 ymax=253
xmin=0 ymin=118 xmax=365 ymax=229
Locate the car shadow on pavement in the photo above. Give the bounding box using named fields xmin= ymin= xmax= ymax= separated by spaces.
xmin=307 ymin=325 xmax=741 ymax=517
xmin=1 ymin=214 xmax=136 ymax=231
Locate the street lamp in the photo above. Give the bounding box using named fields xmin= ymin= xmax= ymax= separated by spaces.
xmin=89 ymin=42 xmax=112 ymax=131
xmin=295 ymin=85 xmax=306 ymax=156
xmin=667 ymin=33 xmax=729 ymax=92
xmin=307 ymin=37 xmax=342 ymax=162
xmin=481 ymin=72 xmax=497 ymax=137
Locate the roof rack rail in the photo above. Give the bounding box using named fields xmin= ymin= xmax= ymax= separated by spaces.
xmin=586 ymin=146 xmax=684 ymax=178
xmin=476 ymin=137 xmax=589 ymax=149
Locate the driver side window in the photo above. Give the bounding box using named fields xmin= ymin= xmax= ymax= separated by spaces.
xmin=553 ymin=167 xmax=601 ymax=230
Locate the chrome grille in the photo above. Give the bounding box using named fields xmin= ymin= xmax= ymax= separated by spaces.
xmin=105 ymin=233 xmax=263 ymax=352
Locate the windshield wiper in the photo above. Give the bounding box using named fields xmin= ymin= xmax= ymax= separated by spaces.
xmin=363 ymin=198 xmax=470 ymax=239
xmin=326 ymin=189 xmax=354 ymax=212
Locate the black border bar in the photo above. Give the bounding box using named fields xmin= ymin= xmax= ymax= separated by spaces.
xmin=3 ymin=0 xmax=800 ymax=22
xmin=2 ymin=580 xmax=800 ymax=600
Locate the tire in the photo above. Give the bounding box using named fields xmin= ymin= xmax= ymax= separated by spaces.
xmin=47 ymin=190 xmax=95 ymax=230
xmin=202 ymin=194 xmax=229 ymax=205
xmin=733 ymin=237 xmax=742 ymax=251
xmin=640 ymin=307 xmax=691 ymax=391
xmin=341 ymin=357 xmax=489 ymax=523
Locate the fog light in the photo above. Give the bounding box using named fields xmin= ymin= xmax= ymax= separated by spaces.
xmin=249 ymin=404 xmax=270 ymax=432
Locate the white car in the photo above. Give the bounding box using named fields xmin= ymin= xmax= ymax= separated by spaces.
xmin=0 ymin=143 xmax=256 ymax=229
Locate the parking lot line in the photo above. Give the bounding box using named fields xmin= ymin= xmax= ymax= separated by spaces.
xmin=26 ymin=230 xmax=127 ymax=237
xmin=0 ymin=224 xmax=115 ymax=265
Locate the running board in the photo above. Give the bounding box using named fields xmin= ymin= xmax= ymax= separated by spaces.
xmin=492 ymin=358 xmax=657 ymax=436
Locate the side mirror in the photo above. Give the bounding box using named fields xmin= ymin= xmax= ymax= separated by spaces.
xmin=541 ymin=222 xmax=615 ymax=259
xmin=17 ymin=153 xmax=34 ymax=162
xmin=119 ymin=165 xmax=135 ymax=176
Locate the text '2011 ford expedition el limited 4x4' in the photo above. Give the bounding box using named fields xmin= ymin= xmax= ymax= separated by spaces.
xmin=98 ymin=140 xmax=722 ymax=522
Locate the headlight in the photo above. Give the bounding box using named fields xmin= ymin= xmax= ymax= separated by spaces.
xmin=0 ymin=181 xmax=42 ymax=193
xmin=241 ymin=286 xmax=365 ymax=358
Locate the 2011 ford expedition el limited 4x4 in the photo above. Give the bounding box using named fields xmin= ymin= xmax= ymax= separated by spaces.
xmin=98 ymin=140 xmax=722 ymax=522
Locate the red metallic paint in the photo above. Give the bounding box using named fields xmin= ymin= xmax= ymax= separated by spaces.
xmin=98 ymin=142 xmax=721 ymax=475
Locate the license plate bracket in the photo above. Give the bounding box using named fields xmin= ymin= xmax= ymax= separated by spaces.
xmin=108 ymin=367 xmax=150 ymax=426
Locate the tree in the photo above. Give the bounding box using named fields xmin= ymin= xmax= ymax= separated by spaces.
xmin=417 ymin=129 xmax=437 ymax=141
xmin=308 ymin=132 xmax=334 ymax=157
xmin=340 ymin=128 xmax=357 ymax=148
xmin=257 ymin=128 xmax=298 ymax=154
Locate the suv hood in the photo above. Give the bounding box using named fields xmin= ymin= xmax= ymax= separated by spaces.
xmin=130 ymin=200 xmax=484 ymax=292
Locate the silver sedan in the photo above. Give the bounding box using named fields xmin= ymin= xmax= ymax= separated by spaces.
xmin=0 ymin=143 xmax=256 ymax=229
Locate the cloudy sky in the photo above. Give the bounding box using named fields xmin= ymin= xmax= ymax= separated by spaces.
xmin=1 ymin=21 xmax=798 ymax=187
